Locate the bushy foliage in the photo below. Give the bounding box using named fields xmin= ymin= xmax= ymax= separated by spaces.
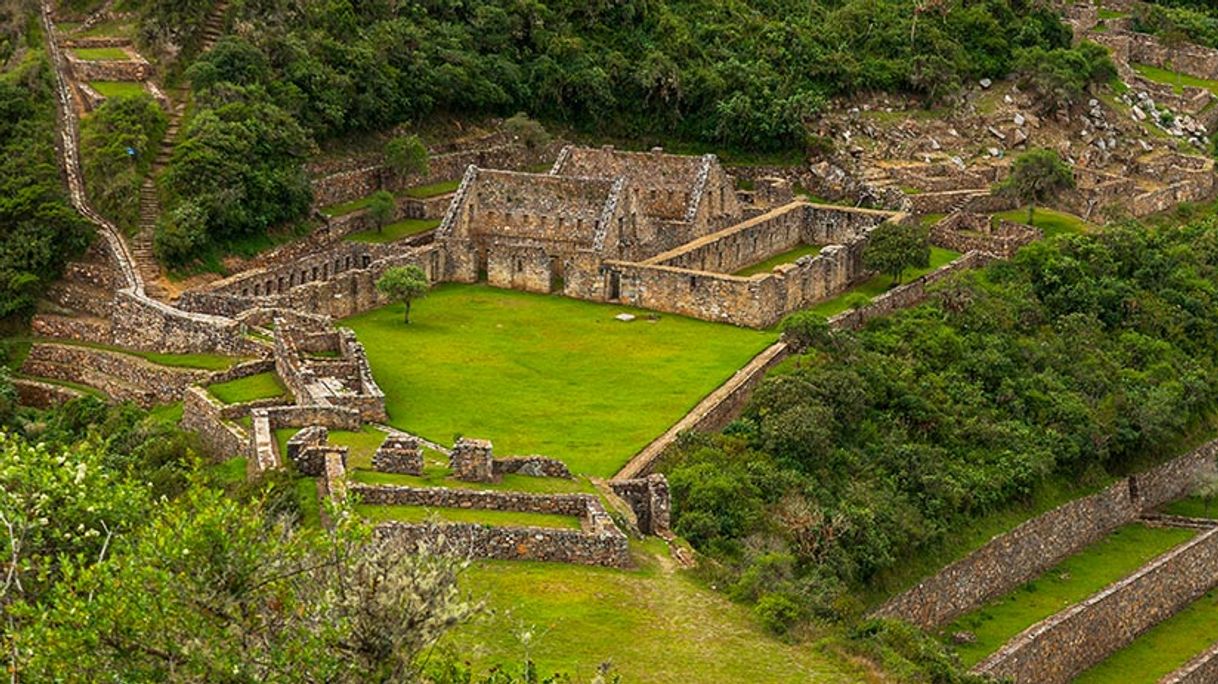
xmin=0 ymin=55 xmax=91 ymax=319
xmin=211 ymin=0 xmax=1071 ymax=151
xmin=1012 ymin=41 xmax=1116 ymax=113
xmin=666 ymin=221 xmax=1218 ymax=619
xmin=1135 ymin=3 xmax=1218 ymax=50
xmin=996 ymin=148 xmax=1076 ymax=224
xmin=377 ymin=264 xmax=430 ymax=323
xmin=79 ymin=94 xmax=168 ymax=231
xmin=862 ymin=222 xmax=930 ymax=284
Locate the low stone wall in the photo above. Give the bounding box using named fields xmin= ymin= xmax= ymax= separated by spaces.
xmin=109 ymin=290 xmax=259 ymax=356
xmin=930 ymin=213 xmax=1041 ymax=258
xmin=908 ymin=189 xmax=989 ymax=215
xmin=1161 ymin=641 xmax=1218 ymax=683
xmin=493 ymin=456 xmax=572 ymax=479
xmin=248 ymin=410 xmax=279 ymax=476
xmin=610 ymin=474 xmax=671 ymax=535
xmin=374 ymin=519 xmax=630 ymax=567
xmin=828 ymin=251 xmax=991 ymax=332
xmin=21 ymin=342 xmax=210 ymax=408
xmin=974 ymin=527 xmax=1218 ymax=684
xmin=352 ymin=483 xmax=594 ymax=518
xmin=181 ymin=387 xmax=251 ymax=460
xmin=262 ymin=404 xmax=362 ymax=431
xmin=873 ymin=440 xmax=1218 ymax=630
xmin=13 ymin=378 xmax=84 ymax=408
xmin=31 ymin=312 xmax=112 ymax=345
xmin=67 ymin=54 xmax=149 ymax=81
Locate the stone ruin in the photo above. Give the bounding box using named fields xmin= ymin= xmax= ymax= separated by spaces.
xmin=372 ymin=433 xmax=423 ymax=476
xmin=273 ymin=315 xmax=387 ymax=422
xmin=286 ymin=425 xmax=349 ymax=477
xmin=449 ymin=437 xmax=572 ymax=483
xmin=610 ymin=474 xmax=672 ymax=536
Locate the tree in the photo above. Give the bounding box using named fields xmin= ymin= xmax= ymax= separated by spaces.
xmin=384 ymin=134 xmax=429 ymax=179
xmin=862 ymin=222 xmax=930 ymax=285
xmin=1197 ymin=471 xmax=1218 ymax=517
xmin=1012 ymin=42 xmax=1116 ymax=113
xmin=997 ymin=148 xmax=1075 ymax=226
xmin=377 ymin=265 xmax=430 ymax=324
xmin=367 ymin=190 xmax=395 ymax=234
xmin=503 ymin=113 xmax=551 ymax=150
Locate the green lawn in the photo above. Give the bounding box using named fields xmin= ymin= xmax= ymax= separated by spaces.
xmin=942 ymin=523 xmax=1196 ymax=667
xmin=73 ymin=47 xmax=129 ymax=61
xmin=448 ymin=541 xmax=865 ymax=683
xmin=991 ymin=207 xmax=1095 ymax=239
xmin=1075 ymin=589 xmax=1218 ymax=683
xmin=402 ymin=179 xmax=460 ymax=198
xmin=89 ymin=81 xmax=146 ymax=98
xmin=1098 ymin=8 xmax=1127 ymax=19
xmin=13 ymin=373 xmax=107 ymax=400
xmin=804 ymin=246 xmax=961 ymax=318
xmin=734 ymin=243 xmax=826 ymax=277
xmin=148 ymin=401 xmax=184 ymax=425
xmin=1162 ymin=496 xmax=1218 ymax=519
xmin=345 ymin=217 xmax=440 ymax=244
xmin=40 ymin=338 xmax=242 ymax=370
xmin=343 ymin=284 xmax=776 ymax=478
xmin=296 ymin=477 xmax=322 ymax=528
xmin=920 ymin=213 xmax=946 ymax=228
xmin=77 ymin=19 xmax=135 ymax=38
xmin=1134 ymin=63 xmax=1218 ymax=97
xmin=356 ymin=503 xmax=583 ymax=529
xmin=208 ymin=371 xmax=289 ymax=405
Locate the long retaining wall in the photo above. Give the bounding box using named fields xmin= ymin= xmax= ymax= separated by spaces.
xmin=1161 ymin=641 xmax=1218 ymax=683
xmin=21 ymin=342 xmax=211 ymax=408
xmin=974 ymin=526 xmax=1218 ymax=684
xmin=873 ymin=441 xmax=1218 ymax=630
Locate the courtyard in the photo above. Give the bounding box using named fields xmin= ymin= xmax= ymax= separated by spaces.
xmin=343 ymin=284 xmax=776 ymax=478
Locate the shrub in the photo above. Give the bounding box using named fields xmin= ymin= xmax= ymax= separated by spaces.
xmin=503 ymin=113 xmax=551 ymax=149
xmin=755 ymin=593 xmax=802 ymax=635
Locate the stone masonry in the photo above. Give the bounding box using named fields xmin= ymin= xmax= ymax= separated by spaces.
xmin=373 ymin=433 xmax=423 ymax=476
xmin=450 ymin=437 xmax=494 ymax=482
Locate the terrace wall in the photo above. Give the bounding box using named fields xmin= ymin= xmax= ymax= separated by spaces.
xmin=180 ymin=386 xmax=252 ymax=460
xmin=974 ymin=527 xmax=1218 ymax=684
xmin=20 ymin=342 xmax=211 ymax=407
xmin=873 ymin=440 xmax=1218 ymax=630
xmin=374 ymin=520 xmax=630 ymax=567
xmin=1161 ymin=641 xmax=1218 ymax=683
xmin=930 ymin=213 xmax=1041 ymax=258
xmin=12 ymin=378 xmax=84 ymax=408
xmin=828 ymin=251 xmax=991 ymax=331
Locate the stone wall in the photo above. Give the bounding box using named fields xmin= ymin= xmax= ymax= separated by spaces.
xmin=272 ymin=320 xmax=386 ymax=422
xmin=181 ymin=386 xmax=251 ymax=460
xmin=873 ymin=440 xmax=1218 ymax=630
xmin=261 ymin=404 xmax=362 ymax=431
xmin=109 ymin=290 xmax=259 ymax=356
xmin=493 ymin=456 xmax=572 ymax=479
xmin=286 ymin=426 xmax=349 ymax=477
xmin=21 ymin=342 xmax=210 ymax=408
xmin=930 ymin=213 xmax=1042 ymax=258
xmin=374 ymin=519 xmax=630 ymax=567
xmin=827 ymin=251 xmax=991 ymax=332
xmin=373 ymin=433 xmax=422 ymax=475
xmin=66 ymin=54 xmax=149 ymax=81
xmin=974 ymin=527 xmax=1218 ymax=684
xmin=13 ymin=378 xmax=84 ymax=408
xmin=450 ymin=438 xmax=494 ymax=482
xmin=609 ymin=474 xmax=672 ymax=535
xmin=353 ymin=483 xmax=596 ymax=518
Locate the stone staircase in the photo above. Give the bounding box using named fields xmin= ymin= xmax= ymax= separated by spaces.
xmin=200 ymin=0 xmax=228 ymax=52
xmin=133 ymin=176 xmax=168 ymax=299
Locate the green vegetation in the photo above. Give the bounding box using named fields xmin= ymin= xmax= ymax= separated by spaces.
xmin=0 ymin=54 xmax=92 ymax=319
xmin=79 ymin=93 xmax=168 ymax=231
xmin=991 ymin=207 xmax=1096 ymax=238
xmin=735 ymin=244 xmax=826 ymax=277
xmin=402 ymin=179 xmax=461 ymax=199
xmin=72 ymin=46 xmax=129 ymax=61
xmin=804 ymin=246 xmax=960 ymax=318
xmin=1134 ymin=3 xmax=1218 ymax=51
xmin=345 ymin=217 xmax=440 ymax=244
xmin=88 ymin=80 xmax=146 ymax=98
xmin=42 ymin=338 xmax=241 ymax=370
xmin=862 ymin=222 xmax=931 ymax=284
xmin=376 ymin=265 xmax=431 ymax=324
xmin=1162 ymin=495 xmax=1218 ymax=518
xmin=665 ymin=220 xmax=1218 ymax=636
xmin=356 ymin=503 xmax=583 ymax=529
xmin=1075 ymin=589 xmax=1218 ymax=683
xmin=1012 ymin=41 xmax=1116 ymax=112
xmin=995 ymin=148 xmax=1076 ymax=226
xmin=451 ymin=543 xmax=866 ymax=683
xmin=1133 ymin=62 xmax=1218 ymax=96
xmin=1098 ymin=9 xmax=1127 ymax=20
xmin=344 ymin=284 xmax=774 ymax=477
xmin=320 ymin=195 xmax=375 ymax=217
xmin=148 ymin=401 xmax=184 ymax=425
xmin=943 ymin=523 xmax=1195 ymax=666
xmin=208 ymin=371 xmax=288 ymax=404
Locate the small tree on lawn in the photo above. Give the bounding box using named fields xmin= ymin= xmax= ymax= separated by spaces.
xmin=997 ymin=148 xmax=1075 ymax=227
xmin=377 ymin=265 xmax=430 ymax=324
xmin=367 ymin=190 xmax=395 ymax=234
xmin=1197 ymin=471 xmax=1218 ymax=517
xmin=384 ymin=133 xmax=429 ymax=179
xmin=862 ymin=222 xmax=930 ymax=285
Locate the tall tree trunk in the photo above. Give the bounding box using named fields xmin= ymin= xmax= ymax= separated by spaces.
xmin=1027 ymin=202 xmax=1036 ymax=227
xmin=404 ymin=301 xmax=411 ymax=324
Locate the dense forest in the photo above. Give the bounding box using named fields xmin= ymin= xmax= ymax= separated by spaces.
xmin=134 ymin=0 xmax=1077 ymax=262
xmin=665 ymin=217 xmax=1218 ymax=632
xmin=0 ymin=48 xmax=91 ymax=318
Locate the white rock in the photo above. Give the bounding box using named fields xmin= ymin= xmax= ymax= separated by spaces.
xmin=614 ymin=313 xmax=636 ymax=322
xmin=988 ymin=147 xmax=1002 ymax=157
xmin=980 ymin=78 xmax=993 ymax=89
xmin=1004 ymin=95 xmax=1014 ymax=104
xmin=1089 ymin=98 xmax=1099 ymax=108
xmin=1014 ymin=113 xmax=1026 ymax=126
xmin=1140 ymin=139 xmax=1154 ymax=152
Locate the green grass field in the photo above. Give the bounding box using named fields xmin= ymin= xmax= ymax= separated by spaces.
xmin=89 ymin=81 xmax=146 ymax=98
xmin=1162 ymin=496 xmax=1218 ymax=519
xmin=41 ymin=338 xmax=242 ymax=370
xmin=942 ymin=523 xmax=1196 ymax=667
xmin=734 ymin=243 xmax=826 ymax=277
xmin=320 ymin=195 xmax=374 ymax=217
xmin=991 ymin=207 xmax=1096 ymax=239
xmin=1075 ymin=589 xmax=1218 ymax=683
xmin=345 ymin=217 xmax=440 ymax=243
xmin=803 ymin=246 xmax=960 ymax=318
xmin=448 ymin=541 xmax=864 ymax=683
xmin=402 ymin=179 xmax=461 ymax=198
xmin=356 ymin=503 xmax=583 ymax=529
xmin=72 ymin=47 xmax=129 ymax=61
xmin=343 ymin=284 xmax=775 ymax=477
xmin=1134 ymin=63 xmax=1218 ymax=97
xmin=208 ymin=371 xmax=289 ymax=405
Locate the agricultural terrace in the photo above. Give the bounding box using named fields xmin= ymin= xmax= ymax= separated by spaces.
xmin=344 ymin=284 xmax=776 ymax=478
